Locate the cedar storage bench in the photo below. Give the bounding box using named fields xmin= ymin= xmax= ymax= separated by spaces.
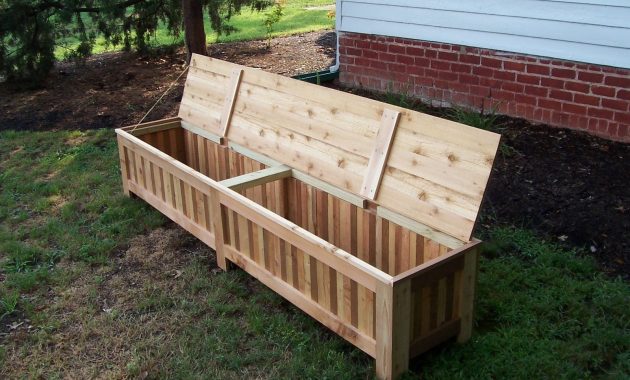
xmin=116 ymin=54 xmax=500 ymax=379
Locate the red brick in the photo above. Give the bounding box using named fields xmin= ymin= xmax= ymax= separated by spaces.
xmin=494 ymin=70 xmax=516 ymax=81
xmin=613 ymin=111 xmax=630 ymax=124
xmin=577 ymin=71 xmax=604 ymax=83
xmin=549 ymin=89 xmax=573 ymax=102
xmin=527 ymin=64 xmax=550 ymax=75
xmin=406 ymin=46 xmax=425 ymax=56
xmin=540 ymin=77 xmax=565 ymax=89
xmin=618 ymin=89 xmax=630 ymax=100
xmin=473 ymin=66 xmax=494 ymax=77
xmin=602 ymin=98 xmax=628 ymax=111
xmin=397 ymin=55 xmax=415 ymax=65
xmin=364 ymin=49 xmax=379 ymax=59
xmin=524 ymin=85 xmax=548 ymax=97
xmin=460 ymin=55 xmax=481 ymax=65
xmin=617 ymin=124 xmax=629 ymax=138
xmin=438 ymin=51 xmax=458 ymax=61
xmin=502 ymin=82 xmax=524 ymax=93
xmin=370 ymin=42 xmax=388 ymax=52
xmin=591 ymin=85 xmax=615 ymax=97
xmin=379 ymin=52 xmax=395 ymax=62
xmin=538 ymin=98 xmax=563 ymax=111
xmin=451 ymin=63 xmax=471 ymax=74
xmin=355 ymin=40 xmax=371 ymax=49
xmin=562 ymin=103 xmax=587 ymax=115
xmin=438 ymin=71 xmax=459 ymax=81
xmin=517 ymin=74 xmax=540 ymax=85
xmin=493 ymin=90 xmax=515 ymax=102
xmin=407 ymin=66 xmax=424 ymax=76
xmin=503 ymin=61 xmax=526 ymax=71
xmin=431 ymin=60 xmax=451 ymax=70
xmin=425 ymin=50 xmax=438 ymax=59
xmin=515 ymin=94 xmax=537 ymax=105
xmin=588 ymin=108 xmax=614 ymax=119
xmin=340 ymin=56 xmax=354 ymax=64
xmin=470 ymin=85 xmax=491 ymax=97
xmin=389 ymin=63 xmax=407 ymax=73
xmin=565 ymin=81 xmax=590 ymax=93
xmin=479 ymin=77 xmax=499 ymax=87
xmin=481 ymin=57 xmax=503 ymax=68
xmin=389 ymin=44 xmax=406 ymax=54
xmin=459 ymin=73 xmax=480 ymax=85
xmin=346 ymin=47 xmax=362 ymax=56
xmin=552 ymin=68 xmax=576 ymax=79
xmin=415 ymin=57 xmax=430 ymax=66
xmin=574 ymin=94 xmax=600 ymax=107
xmin=604 ymin=75 xmax=630 ymax=87
xmin=370 ymin=60 xmax=388 ymax=70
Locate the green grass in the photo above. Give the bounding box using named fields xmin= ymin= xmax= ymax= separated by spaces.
xmin=0 ymin=129 xmax=165 ymax=292
xmin=0 ymin=129 xmax=628 ymax=378
xmin=55 ymin=0 xmax=335 ymax=59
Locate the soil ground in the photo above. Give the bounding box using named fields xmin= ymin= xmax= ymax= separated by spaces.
xmin=0 ymin=30 xmax=627 ymax=279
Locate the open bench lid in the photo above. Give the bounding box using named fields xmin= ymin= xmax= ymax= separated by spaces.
xmin=178 ymin=54 xmax=501 ymax=243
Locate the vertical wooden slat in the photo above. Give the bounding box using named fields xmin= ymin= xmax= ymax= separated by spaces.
xmin=457 ymin=248 xmax=479 ymax=343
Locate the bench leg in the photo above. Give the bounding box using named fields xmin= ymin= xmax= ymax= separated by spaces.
xmin=457 ymin=248 xmax=479 ymax=343
xmin=209 ymin=189 xmax=231 ymax=271
xmin=376 ymin=280 xmax=411 ymax=380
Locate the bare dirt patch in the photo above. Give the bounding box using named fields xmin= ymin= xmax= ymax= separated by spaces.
xmin=0 ymin=31 xmax=336 ymax=133
xmin=2 ymin=225 xmax=215 ymax=378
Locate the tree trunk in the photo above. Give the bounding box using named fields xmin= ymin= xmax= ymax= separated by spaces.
xmin=182 ymin=0 xmax=206 ymax=62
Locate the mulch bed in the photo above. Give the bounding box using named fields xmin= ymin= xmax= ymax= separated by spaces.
xmin=1 ymin=31 xmax=627 ymax=278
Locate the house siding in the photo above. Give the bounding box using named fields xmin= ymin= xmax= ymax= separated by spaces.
xmin=336 ymin=1 xmax=630 ymax=141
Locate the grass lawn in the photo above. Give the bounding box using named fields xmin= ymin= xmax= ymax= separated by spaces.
xmin=1 ymin=129 xmax=628 ymax=378
xmin=55 ymin=0 xmax=335 ymax=59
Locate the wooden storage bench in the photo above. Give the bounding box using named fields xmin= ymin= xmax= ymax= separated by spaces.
xmin=115 ymin=55 xmax=500 ymax=379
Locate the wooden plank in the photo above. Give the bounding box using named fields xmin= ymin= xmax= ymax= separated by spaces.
xmin=292 ymin=169 xmax=367 ymax=208
xmin=360 ymin=109 xmax=400 ymax=200
xmin=181 ymin=120 xmax=223 ymax=145
xmin=209 ymin=189 xmax=228 ymax=270
xmin=116 ymin=136 xmax=131 ymax=196
xmin=377 ymin=206 xmax=466 ymax=249
xmin=457 ymin=246 xmax=479 ymax=343
xmin=219 ymin=165 xmax=291 ymax=192
xmin=409 ymin=319 xmax=461 ymax=359
xmin=375 ymin=279 xmax=411 ymax=380
xmin=225 ymin=245 xmax=377 ymax=357
xmin=219 ymin=68 xmax=243 ymax=138
xmin=393 ymin=239 xmax=481 ymax=283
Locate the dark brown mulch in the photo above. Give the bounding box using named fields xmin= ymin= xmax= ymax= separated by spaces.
xmin=0 ymin=31 xmax=336 ymax=132
xmin=1 ymin=30 xmax=627 ymax=279
xmin=484 ymin=119 xmax=629 ymax=279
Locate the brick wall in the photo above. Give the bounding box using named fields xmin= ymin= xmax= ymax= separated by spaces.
xmin=338 ymin=32 xmax=630 ymax=142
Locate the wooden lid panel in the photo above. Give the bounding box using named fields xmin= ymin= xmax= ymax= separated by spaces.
xmin=178 ymin=55 xmax=501 ymax=242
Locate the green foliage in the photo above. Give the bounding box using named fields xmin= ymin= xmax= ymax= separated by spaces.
xmin=0 ymin=0 xmax=275 ymax=84
xmin=0 ymin=291 xmax=19 ymax=318
xmin=262 ymin=0 xmax=285 ymax=48
xmin=448 ymin=104 xmax=500 ymax=131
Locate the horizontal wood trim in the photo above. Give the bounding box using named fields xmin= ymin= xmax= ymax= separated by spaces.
xmin=219 ymin=165 xmax=292 ymax=191
xmin=376 ymin=206 xmax=465 ymax=249
xmin=409 ymin=318 xmax=461 ymax=358
xmin=393 ymin=239 xmax=481 ymax=283
xmin=181 ymin=120 xmax=224 ymax=145
xmin=225 ymin=245 xmax=377 ymax=357
xmin=291 ymin=170 xmax=368 ymax=209
xmin=228 ymin=142 xmax=282 ymax=167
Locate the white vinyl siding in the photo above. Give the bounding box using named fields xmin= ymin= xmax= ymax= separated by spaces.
xmin=337 ymin=0 xmax=630 ymax=69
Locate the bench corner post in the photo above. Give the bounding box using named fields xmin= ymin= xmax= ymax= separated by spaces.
xmin=457 ymin=246 xmax=479 ymax=343
xmin=116 ymin=134 xmax=131 ymax=197
xmin=375 ymin=279 xmax=411 ymax=380
xmin=209 ymin=189 xmax=230 ymax=271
